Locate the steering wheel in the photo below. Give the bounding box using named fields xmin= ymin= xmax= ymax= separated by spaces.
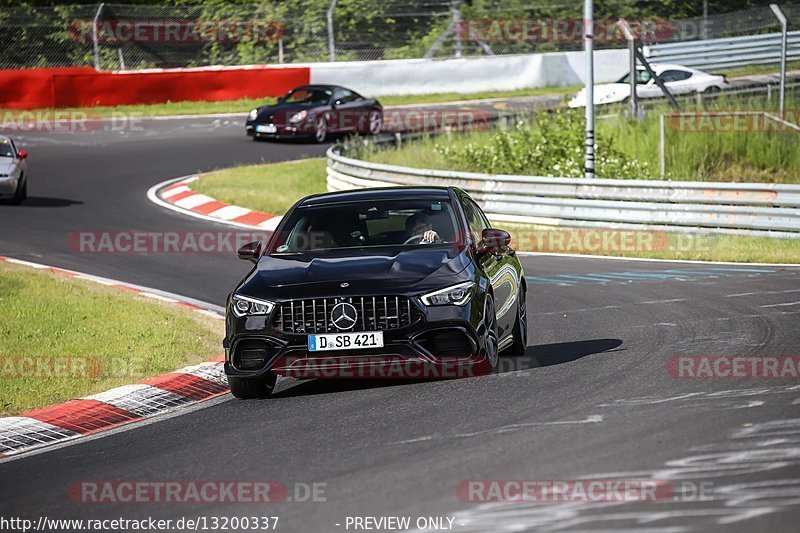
xmin=403 ymin=233 xmax=442 ymax=245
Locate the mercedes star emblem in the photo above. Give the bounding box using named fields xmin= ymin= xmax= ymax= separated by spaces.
xmin=331 ymin=302 xmax=358 ymax=330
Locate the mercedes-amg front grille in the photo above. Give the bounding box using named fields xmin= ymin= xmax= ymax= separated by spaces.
xmin=275 ymin=296 xmax=420 ymax=334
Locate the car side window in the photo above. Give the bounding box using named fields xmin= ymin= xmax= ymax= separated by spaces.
xmin=661 ymin=70 xmax=692 ymax=83
xmin=462 ymin=197 xmax=489 ymax=244
xmin=334 ymin=89 xmax=357 ymax=105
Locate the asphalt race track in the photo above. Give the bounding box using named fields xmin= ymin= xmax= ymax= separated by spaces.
xmin=1 ymin=116 xmax=800 ymax=532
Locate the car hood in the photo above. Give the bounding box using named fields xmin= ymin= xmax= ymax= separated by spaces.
xmin=237 ymin=247 xmax=472 ymax=300
xmin=568 ymin=84 xmax=631 ymax=108
xmin=254 ymin=102 xmax=319 ymax=122
xmin=0 ymin=159 xmax=16 ymax=174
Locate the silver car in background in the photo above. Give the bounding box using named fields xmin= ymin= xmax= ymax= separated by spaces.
xmin=0 ymin=136 xmax=28 ymax=204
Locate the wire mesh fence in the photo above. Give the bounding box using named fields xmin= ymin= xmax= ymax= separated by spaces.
xmin=0 ymin=2 xmax=797 ymax=71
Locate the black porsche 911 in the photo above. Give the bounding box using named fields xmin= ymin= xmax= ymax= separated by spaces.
xmin=245 ymin=84 xmax=383 ymax=143
xmin=224 ymin=187 xmax=527 ymax=399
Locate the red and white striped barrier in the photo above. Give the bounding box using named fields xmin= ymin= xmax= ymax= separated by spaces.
xmin=155 ymin=176 xmax=282 ymax=230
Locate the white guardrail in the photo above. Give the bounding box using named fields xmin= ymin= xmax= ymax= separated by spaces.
xmin=326 ymin=145 xmax=800 ymax=238
xmin=646 ymin=31 xmax=800 ymax=70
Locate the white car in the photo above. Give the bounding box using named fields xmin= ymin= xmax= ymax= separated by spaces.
xmin=0 ymin=136 xmax=28 ymax=204
xmin=568 ymin=64 xmax=728 ymax=108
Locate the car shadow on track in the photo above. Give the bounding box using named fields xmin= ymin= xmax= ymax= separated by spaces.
xmin=512 ymin=338 xmax=624 ymax=370
xmin=0 ymin=197 xmax=83 ymax=208
xmin=271 ymin=378 xmax=420 ymax=398
xmin=268 ymin=339 xmax=624 ymax=398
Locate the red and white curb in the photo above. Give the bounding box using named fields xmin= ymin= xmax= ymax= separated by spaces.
xmin=148 ymin=175 xmax=282 ymax=231
xmin=0 ymin=256 xmax=228 ymax=459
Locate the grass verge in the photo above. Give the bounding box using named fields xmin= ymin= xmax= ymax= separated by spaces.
xmin=193 ymin=159 xmax=800 ymax=264
xmin=0 ymin=262 xmax=224 ymax=416
xmin=191 ymin=158 xmax=328 ymax=215
xmin=0 ymin=86 xmax=580 ymax=120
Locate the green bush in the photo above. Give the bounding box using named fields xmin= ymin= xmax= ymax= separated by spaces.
xmin=434 ymin=109 xmax=651 ymax=178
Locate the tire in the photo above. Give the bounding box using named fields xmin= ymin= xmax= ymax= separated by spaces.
xmin=702 ymin=86 xmax=721 ymax=95
xmin=477 ymin=294 xmax=499 ymax=374
xmin=314 ymin=114 xmax=328 ymax=143
xmin=368 ymin=110 xmax=382 ymax=135
xmin=504 ymin=284 xmax=528 ymax=356
xmin=228 ymin=373 xmax=277 ymax=399
xmin=11 ymin=178 xmax=26 ymax=205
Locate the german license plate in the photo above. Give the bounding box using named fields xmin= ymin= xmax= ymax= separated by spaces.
xmin=308 ymin=331 xmax=384 ymax=352
xmin=256 ymin=124 xmax=277 ymax=134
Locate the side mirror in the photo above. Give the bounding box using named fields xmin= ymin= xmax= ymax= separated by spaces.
xmin=237 ymin=241 xmax=262 ymax=263
xmin=479 ymin=228 xmax=511 ymax=254
xmin=17 ymin=150 xmax=27 ymax=159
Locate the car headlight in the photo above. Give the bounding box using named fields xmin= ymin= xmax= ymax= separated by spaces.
xmin=420 ymin=281 xmax=475 ymax=306
xmin=288 ymin=110 xmax=308 ymax=124
xmin=248 ymin=108 xmax=258 ymax=121
xmin=231 ymin=294 xmax=275 ymax=317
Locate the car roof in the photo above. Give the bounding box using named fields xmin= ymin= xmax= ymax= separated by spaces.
xmin=299 ymin=186 xmax=453 ymax=207
xmin=639 ymin=63 xmax=702 ymax=74
xmin=290 ymin=84 xmax=350 ymax=93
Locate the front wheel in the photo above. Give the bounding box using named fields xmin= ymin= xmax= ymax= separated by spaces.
xmin=228 ymin=373 xmax=277 ymax=399
xmin=11 ymin=178 xmax=26 ymax=205
xmin=368 ymin=110 xmax=382 ymax=135
xmin=478 ymin=294 xmax=499 ymax=374
xmin=314 ymin=115 xmax=328 ymax=143
xmin=505 ymin=285 xmax=528 ymax=356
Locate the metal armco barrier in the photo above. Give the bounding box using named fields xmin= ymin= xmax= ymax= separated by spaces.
xmin=327 ymin=145 xmax=800 ymax=238
xmin=646 ymin=31 xmax=800 ymax=70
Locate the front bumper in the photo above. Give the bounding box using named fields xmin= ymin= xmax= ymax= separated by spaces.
xmin=0 ymin=176 xmax=19 ymax=197
xmin=224 ymin=300 xmax=488 ymax=380
xmin=245 ymin=122 xmax=314 ymax=140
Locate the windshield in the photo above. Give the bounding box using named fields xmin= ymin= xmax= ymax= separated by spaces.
xmin=282 ymin=88 xmax=332 ymax=105
xmin=270 ymin=199 xmax=462 ymax=255
xmin=617 ymin=69 xmax=652 ymax=84
xmin=0 ymin=139 xmax=14 ymax=158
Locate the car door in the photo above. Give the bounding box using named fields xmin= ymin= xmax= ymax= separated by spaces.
xmin=332 ymin=89 xmax=367 ymax=133
xmin=461 ymin=195 xmax=518 ymax=340
xmin=660 ymin=69 xmax=695 ymax=95
xmin=637 ymin=78 xmax=662 ymax=99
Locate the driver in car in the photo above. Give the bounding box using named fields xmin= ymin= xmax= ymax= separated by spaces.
xmin=405 ymin=212 xmax=440 ymax=244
